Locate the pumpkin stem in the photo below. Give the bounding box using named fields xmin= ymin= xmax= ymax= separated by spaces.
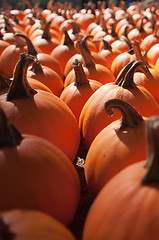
xmin=133 ymin=40 xmax=148 ymax=65
xmin=115 ymin=60 xmax=146 ymax=89
xmin=62 ymin=27 xmax=74 ymax=46
xmin=81 ymin=35 xmax=93 ymax=54
xmin=0 ymin=108 xmax=23 ymax=147
xmin=72 ymin=59 xmax=89 ymax=87
xmin=99 ymin=15 xmax=108 ymax=33
xmin=76 ymin=40 xmax=96 ymax=69
xmin=105 ymin=99 xmax=143 ymax=130
xmin=3 ymin=15 xmax=15 ymax=34
xmin=115 ymin=60 xmax=136 ymax=86
xmin=29 ymin=61 xmax=44 ymax=74
xmin=141 ymin=116 xmax=159 ymax=184
xmin=120 ymin=34 xmax=133 ymax=51
xmin=68 ymin=19 xmax=81 ymax=35
xmin=0 ymin=74 xmax=11 ymax=91
xmin=41 ymin=21 xmax=51 ymax=40
xmin=14 ymin=33 xmax=38 ymax=56
xmin=137 ymin=16 xmax=147 ymax=33
xmin=110 ymin=22 xmax=118 ymax=38
xmin=6 ymin=53 xmax=36 ymax=101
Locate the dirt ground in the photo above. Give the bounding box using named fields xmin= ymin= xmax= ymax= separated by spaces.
xmin=68 ymin=145 xmax=95 ymax=240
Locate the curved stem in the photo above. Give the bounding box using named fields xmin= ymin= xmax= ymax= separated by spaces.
xmin=0 ymin=108 xmax=23 ymax=147
xmin=120 ymin=61 xmax=145 ymax=89
xmin=7 ymin=53 xmax=36 ymax=101
xmin=15 ymin=33 xmax=38 ymax=56
xmin=81 ymin=35 xmax=93 ymax=54
xmin=41 ymin=21 xmax=51 ymax=40
xmin=120 ymin=35 xmax=133 ymax=51
xmin=76 ymin=40 xmax=95 ymax=69
xmin=62 ymin=27 xmax=74 ymax=46
xmin=142 ymin=116 xmax=159 ymax=184
xmin=72 ymin=59 xmax=89 ymax=87
xmin=105 ymin=99 xmax=143 ymax=130
xmin=115 ymin=60 xmax=136 ymax=86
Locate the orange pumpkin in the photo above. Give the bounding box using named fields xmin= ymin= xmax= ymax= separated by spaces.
xmin=60 ymin=59 xmax=102 ymax=121
xmin=15 ymin=33 xmax=64 ymax=79
xmin=64 ymin=40 xmax=115 ymax=87
xmin=27 ymin=61 xmax=64 ymax=97
xmin=79 ymin=60 xmax=159 ymax=149
xmin=0 ymin=53 xmax=80 ymax=162
xmin=0 ymin=108 xmax=80 ymax=226
xmin=83 ymin=116 xmax=159 ymax=240
xmin=84 ymin=99 xmax=147 ymax=195
xmin=51 ymin=27 xmax=78 ymax=73
xmin=0 ymin=209 xmax=76 ymax=240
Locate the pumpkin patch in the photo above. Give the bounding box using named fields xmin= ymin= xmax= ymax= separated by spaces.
xmin=0 ymin=0 xmax=159 ymax=239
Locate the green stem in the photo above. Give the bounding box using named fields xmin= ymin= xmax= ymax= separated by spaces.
xmin=105 ymin=99 xmax=143 ymax=130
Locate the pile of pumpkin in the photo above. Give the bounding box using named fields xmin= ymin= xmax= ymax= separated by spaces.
xmin=0 ymin=0 xmax=159 ymax=239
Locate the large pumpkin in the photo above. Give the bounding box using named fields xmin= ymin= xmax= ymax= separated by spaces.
xmin=0 ymin=108 xmax=80 ymax=226
xmin=79 ymin=60 xmax=159 ymax=149
xmin=83 ymin=116 xmax=159 ymax=240
xmin=84 ymin=99 xmax=147 ymax=195
xmin=0 ymin=53 xmax=80 ymax=162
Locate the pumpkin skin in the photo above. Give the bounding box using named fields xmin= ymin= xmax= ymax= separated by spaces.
xmin=0 ymin=209 xmax=76 ymax=240
xmin=84 ymin=99 xmax=147 ymax=195
xmin=79 ymin=61 xmax=159 ymax=149
xmin=0 ymin=108 xmax=80 ymax=226
xmin=0 ymin=39 xmax=27 ymax=78
xmin=0 ymin=53 xmax=80 ymax=162
xmin=60 ymin=59 xmax=102 ymax=121
xmin=27 ymin=62 xmax=64 ymax=97
xmin=83 ymin=116 xmax=159 ymax=240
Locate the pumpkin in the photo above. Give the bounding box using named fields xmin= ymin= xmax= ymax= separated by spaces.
xmin=27 ymin=60 xmax=64 ymax=97
xmin=0 ymin=209 xmax=76 ymax=240
xmin=111 ymin=48 xmax=136 ymax=78
xmin=0 ymin=53 xmax=80 ymax=162
xmin=0 ymin=35 xmax=27 ymax=78
xmin=60 ymin=59 xmax=102 ymax=121
xmin=31 ymin=20 xmax=60 ymax=54
xmin=51 ymin=27 xmax=78 ymax=74
xmin=79 ymin=60 xmax=159 ymax=149
xmin=64 ymin=40 xmax=115 ymax=87
xmin=84 ymin=99 xmax=147 ymax=195
xmin=0 ymin=107 xmax=80 ymax=226
xmin=82 ymin=116 xmax=159 ymax=240
xmin=140 ymin=21 xmax=159 ymax=52
xmin=15 ymin=33 xmax=64 ymax=80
